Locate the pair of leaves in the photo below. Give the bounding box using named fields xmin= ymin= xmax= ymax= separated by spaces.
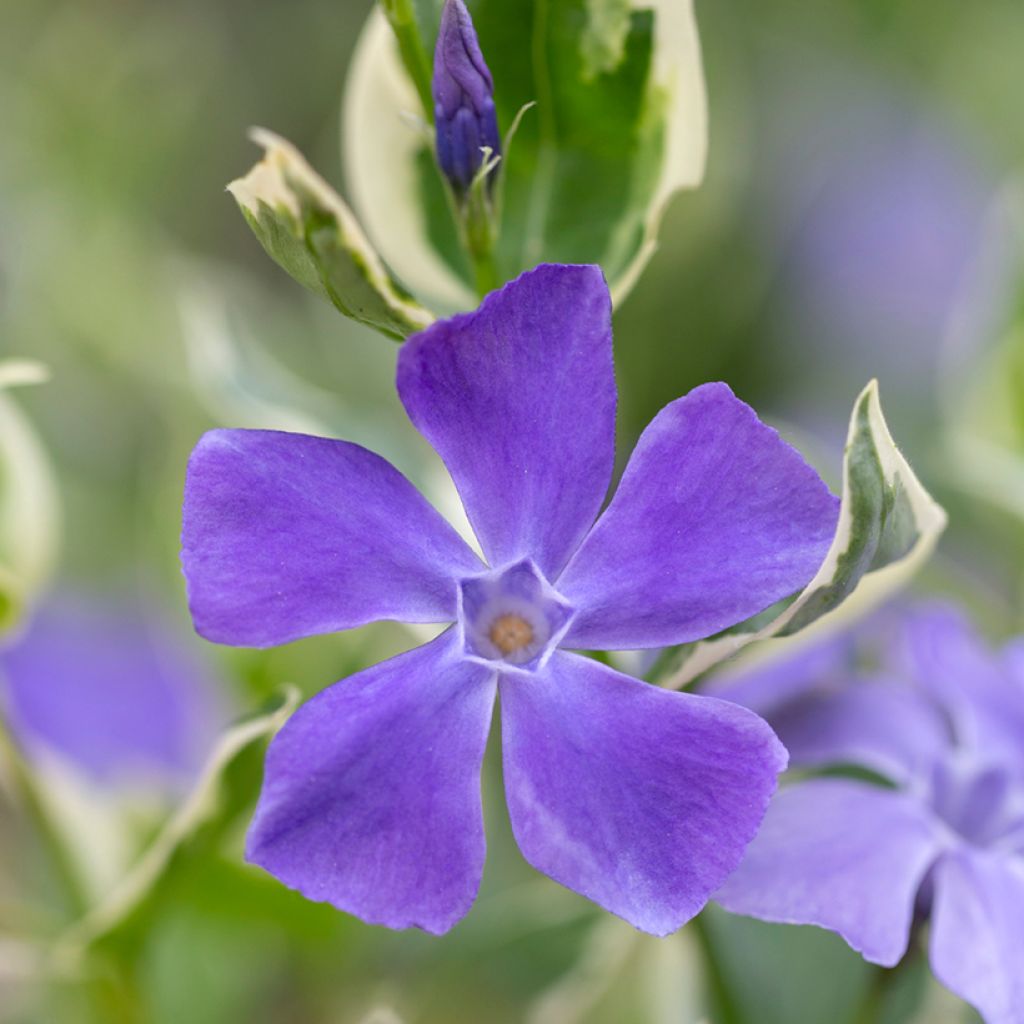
xmin=0 ymin=361 xmax=59 ymax=637
xmin=233 ymin=0 xmax=707 ymax=336
xmin=657 ymin=381 xmax=948 ymax=689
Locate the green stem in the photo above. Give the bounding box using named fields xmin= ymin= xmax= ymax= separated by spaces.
xmin=379 ymin=0 xmax=434 ymax=118
xmin=459 ymin=180 xmax=500 ymax=297
xmin=0 ymin=713 xmax=90 ymax=920
xmin=689 ymin=912 xmax=744 ymax=1024
xmin=851 ymin=944 xmax=923 ymax=1024
xmin=467 ymin=225 xmax=499 ymax=296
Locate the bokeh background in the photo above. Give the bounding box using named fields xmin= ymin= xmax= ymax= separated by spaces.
xmin=2 ymin=0 xmax=1023 ymax=1021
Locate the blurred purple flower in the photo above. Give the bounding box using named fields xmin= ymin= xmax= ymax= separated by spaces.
xmin=433 ymin=0 xmax=501 ymax=196
xmin=181 ymin=263 xmax=840 ymax=935
xmin=717 ymin=604 xmax=1024 ymax=1024
xmin=765 ymin=74 xmax=991 ymax=379
xmin=1 ymin=594 xmax=225 ymax=789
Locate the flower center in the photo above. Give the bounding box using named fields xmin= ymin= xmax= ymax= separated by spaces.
xmin=489 ymin=613 xmax=534 ymax=655
xmin=457 ymin=558 xmax=576 ymax=672
xmin=928 ymin=757 xmax=1024 ymax=849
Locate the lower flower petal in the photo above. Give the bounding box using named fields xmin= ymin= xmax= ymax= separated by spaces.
xmin=930 ymin=848 xmax=1024 ymax=1024
xmin=499 ymin=652 xmax=787 ymax=936
xmin=715 ymin=778 xmax=945 ymax=966
xmin=246 ymin=633 xmax=496 ymax=934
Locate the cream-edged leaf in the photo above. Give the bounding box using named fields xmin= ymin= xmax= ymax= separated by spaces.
xmin=229 ymin=129 xmax=435 ymax=339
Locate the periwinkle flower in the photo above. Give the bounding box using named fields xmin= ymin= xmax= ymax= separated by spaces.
xmin=181 ymin=264 xmax=839 ymax=935
xmin=432 ymin=0 xmax=501 ymax=197
xmin=717 ymin=604 xmax=1024 ymax=1024
xmin=1 ymin=594 xmax=223 ymax=788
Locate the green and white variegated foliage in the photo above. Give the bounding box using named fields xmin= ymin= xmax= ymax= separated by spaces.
xmin=659 ymin=381 xmax=948 ymax=690
xmin=0 ymin=361 xmax=59 ymax=637
xmin=55 ymin=688 xmax=298 ymax=963
xmin=230 ymin=1 xmax=706 ymax=334
xmin=345 ymin=0 xmax=707 ymax=313
xmin=228 ymin=129 xmax=435 ymax=340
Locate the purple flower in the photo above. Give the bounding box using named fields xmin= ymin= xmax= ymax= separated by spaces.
xmin=1 ymin=593 xmax=225 ymax=789
xmin=433 ymin=0 xmax=501 ymax=197
xmin=181 ymin=264 xmax=839 ymax=935
xmin=717 ymin=604 xmax=1024 ymax=1024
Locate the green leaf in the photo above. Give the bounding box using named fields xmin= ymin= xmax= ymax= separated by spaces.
xmin=660 ymin=381 xmax=947 ymax=690
xmin=0 ymin=361 xmax=59 ymax=637
xmin=344 ymin=0 xmax=706 ymax=310
xmin=53 ymin=688 xmax=299 ymax=961
xmin=229 ymin=129 xmax=435 ymax=339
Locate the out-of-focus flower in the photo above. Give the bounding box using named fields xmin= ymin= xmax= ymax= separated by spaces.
xmin=757 ymin=66 xmax=994 ymax=449
xmin=181 ymin=263 xmax=839 ymax=936
xmin=717 ymin=603 xmax=1024 ymax=1024
xmin=1 ymin=593 xmax=224 ymax=790
xmin=432 ymin=0 xmax=501 ymax=198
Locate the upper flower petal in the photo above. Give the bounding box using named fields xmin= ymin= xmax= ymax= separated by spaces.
xmin=499 ymin=651 xmax=786 ymax=936
xmin=246 ymin=632 xmax=496 ymax=935
xmin=929 ymin=848 xmax=1024 ymax=1024
xmin=899 ymin=603 xmax=1024 ymax=774
xmin=715 ymin=778 xmax=945 ymax=966
xmin=770 ymin=677 xmax=950 ymax=785
xmin=182 ymin=429 xmax=482 ymax=647
xmin=557 ymin=383 xmax=838 ymax=650
xmin=396 ymin=264 xmax=616 ymax=579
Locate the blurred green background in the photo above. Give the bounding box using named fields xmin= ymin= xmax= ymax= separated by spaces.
xmin=2 ymin=0 xmax=1023 ymax=1020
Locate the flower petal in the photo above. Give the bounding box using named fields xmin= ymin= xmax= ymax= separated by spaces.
xmin=558 ymin=383 xmax=838 ymax=650
xmin=770 ymin=677 xmax=950 ymax=785
xmin=499 ymin=652 xmax=787 ymax=936
xmin=182 ymin=429 xmax=482 ymax=646
xmin=715 ymin=779 xmax=945 ymax=966
xmin=396 ymin=264 xmax=616 ymax=579
xmin=930 ymin=848 xmax=1024 ymax=1024
xmin=246 ymin=633 xmax=496 ymax=934
xmin=899 ymin=603 xmax=1024 ymax=771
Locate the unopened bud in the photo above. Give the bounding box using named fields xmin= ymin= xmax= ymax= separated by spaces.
xmin=432 ymin=0 xmax=501 ymax=198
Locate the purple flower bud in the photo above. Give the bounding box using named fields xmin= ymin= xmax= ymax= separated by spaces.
xmin=432 ymin=0 xmax=501 ymax=197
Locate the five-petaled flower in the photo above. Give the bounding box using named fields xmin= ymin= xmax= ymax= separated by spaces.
xmin=717 ymin=603 xmax=1024 ymax=1024
xmin=181 ymin=263 xmax=839 ymax=935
